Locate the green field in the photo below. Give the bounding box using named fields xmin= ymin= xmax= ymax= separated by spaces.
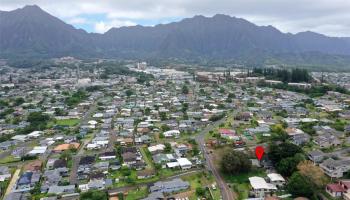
xmin=0 ymin=155 xmax=20 ymax=164
xmin=126 ymin=186 xmax=149 ymax=200
xmin=56 ymin=119 xmax=80 ymax=126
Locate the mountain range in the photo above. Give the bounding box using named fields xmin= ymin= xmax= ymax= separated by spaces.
xmin=1 ymin=5 xmax=350 ymax=67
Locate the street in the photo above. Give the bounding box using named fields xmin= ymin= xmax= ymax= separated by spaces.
xmin=195 ymin=116 xmax=236 ymax=200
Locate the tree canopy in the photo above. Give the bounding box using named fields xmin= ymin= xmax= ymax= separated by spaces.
xmin=220 ymin=148 xmax=252 ymax=174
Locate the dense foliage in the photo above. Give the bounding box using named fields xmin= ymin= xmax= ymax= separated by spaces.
xmin=252 ymin=68 xmax=311 ymax=83
xmin=220 ymin=148 xmax=252 ymax=174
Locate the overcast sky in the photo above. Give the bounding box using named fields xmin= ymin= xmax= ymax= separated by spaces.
xmin=1 ymin=0 xmax=350 ymax=36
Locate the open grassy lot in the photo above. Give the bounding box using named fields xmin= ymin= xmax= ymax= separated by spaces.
xmin=182 ymin=172 xmax=219 ymax=200
xmin=0 ymin=155 xmax=20 ymax=164
xmin=56 ymin=118 xmax=80 ymax=126
xmin=126 ymin=186 xmax=148 ymax=200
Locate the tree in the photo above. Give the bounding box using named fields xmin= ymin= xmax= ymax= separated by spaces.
xmin=276 ymin=153 xmax=305 ymax=176
xmin=161 ymin=124 xmax=170 ymax=132
xmin=196 ymin=187 xmax=205 ymax=196
xmin=27 ymin=112 xmax=50 ymax=130
xmin=125 ymin=89 xmax=134 ymax=97
xmin=14 ymin=97 xmax=25 ymax=106
xmin=297 ymin=160 xmax=328 ymax=188
xmin=220 ymin=148 xmax=252 ymax=174
xmin=80 ymin=190 xmax=108 ymax=200
xmin=182 ymin=85 xmax=189 ymax=94
xmin=159 ymin=112 xmax=167 ymax=121
xmin=268 ymin=142 xmax=303 ymax=164
xmin=164 ymin=143 xmax=172 ymax=153
xmin=60 ymin=150 xmax=72 ymax=161
xmin=192 ymin=146 xmax=199 ymax=156
xmin=287 ymin=172 xmax=314 ymax=198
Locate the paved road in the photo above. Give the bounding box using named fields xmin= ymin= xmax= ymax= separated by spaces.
xmin=195 ymin=116 xmax=236 ymax=200
xmin=69 ymin=99 xmax=99 ymax=185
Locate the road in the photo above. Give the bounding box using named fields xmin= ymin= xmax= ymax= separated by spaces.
xmin=69 ymin=98 xmax=100 ymax=185
xmin=195 ymin=116 xmax=236 ymax=200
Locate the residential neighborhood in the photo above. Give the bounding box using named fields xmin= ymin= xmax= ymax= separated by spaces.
xmin=0 ymin=60 xmax=350 ymax=200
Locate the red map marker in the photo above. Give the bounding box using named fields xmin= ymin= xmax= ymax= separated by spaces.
xmin=255 ymin=146 xmax=264 ymax=161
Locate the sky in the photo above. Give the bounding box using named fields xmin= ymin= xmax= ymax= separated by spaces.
xmin=1 ymin=0 xmax=350 ymax=36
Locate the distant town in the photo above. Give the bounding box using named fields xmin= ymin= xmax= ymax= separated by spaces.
xmin=0 ymin=57 xmax=350 ymax=200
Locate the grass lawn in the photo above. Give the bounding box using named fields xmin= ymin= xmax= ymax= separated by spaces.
xmin=0 ymin=155 xmax=20 ymax=164
xmin=126 ymin=186 xmax=149 ymax=200
xmin=140 ymin=147 xmax=154 ymax=169
xmin=56 ymin=119 xmax=80 ymax=126
xmin=182 ymin=172 xmax=217 ymax=200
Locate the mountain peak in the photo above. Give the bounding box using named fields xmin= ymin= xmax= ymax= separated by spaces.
xmin=21 ymin=5 xmax=43 ymax=12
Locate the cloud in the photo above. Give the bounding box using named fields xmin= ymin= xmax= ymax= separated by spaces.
xmin=1 ymin=0 xmax=350 ymax=36
xmin=67 ymin=17 xmax=88 ymax=25
xmin=94 ymin=19 xmax=137 ymax=33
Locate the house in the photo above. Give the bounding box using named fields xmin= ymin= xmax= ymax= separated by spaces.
xmin=149 ymin=178 xmax=190 ymax=193
xmin=153 ymin=153 xmax=176 ymax=164
xmin=176 ymin=158 xmax=192 ymax=170
xmin=122 ymin=152 xmax=137 ymax=166
xmin=314 ymin=134 xmax=341 ymax=148
xmin=0 ymin=166 xmax=11 ymax=181
xmin=110 ymin=161 xmax=121 ymax=170
xmin=4 ymin=193 xmax=28 ymax=200
xmin=11 ymin=135 xmax=28 ymax=142
xmin=93 ymin=162 xmax=109 ymax=171
xmin=78 ymin=156 xmax=95 ymax=175
xmin=174 ymin=144 xmax=190 ymax=157
xmin=148 ymin=144 xmax=165 ymax=154
xmin=53 ymin=159 xmax=67 ymax=170
xmin=235 ymin=112 xmax=252 ymax=121
xmin=267 ymin=173 xmax=285 ymax=187
xmin=17 ymin=171 xmax=41 ymax=191
xmin=88 ymin=179 xmax=105 ymax=190
xmin=218 ymin=129 xmax=237 ymax=140
xmin=308 ymin=150 xmax=325 ymax=163
xmin=47 ymin=185 xmax=75 ymax=195
xmin=163 ymin=130 xmax=180 ymax=138
xmin=291 ymin=133 xmax=310 ymax=146
xmin=325 ymin=180 xmax=350 ymax=198
xmin=0 ymin=140 xmax=17 ymax=150
xmin=249 ymin=176 xmax=277 ymax=197
xmin=135 ymin=135 xmax=151 ymax=144
xmin=99 ymin=151 xmax=116 ymax=160
xmin=320 ymin=158 xmax=350 ymax=178
xmin=137 ymin=169 xmax=156 ymax=179
xmin=27 ymin=146 xmax=47 ymax=156
xmin=142 ymin=192 xmax=164 ymax=200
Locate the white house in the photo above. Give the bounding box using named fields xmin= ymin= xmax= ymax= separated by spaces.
xmin=267 ymin=173 xmax=285 ymax=187
xmin=163 ymin=130 xmax=180 ymax=138
xmin=28 ymin=146 xmax=47 ymax=155
xmin=148 ymin=144 xmax=165 ymax=154
xmin=176 ymin=158 xmax=192 ymax=170
xmin=249 ymin=176 xmax=277 ymax=197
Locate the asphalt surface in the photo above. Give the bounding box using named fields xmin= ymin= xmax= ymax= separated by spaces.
xmin=195 ymin=117 xmax=236 ymax=200
xmin=69 ymin=99 xmax=99 ymax=185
